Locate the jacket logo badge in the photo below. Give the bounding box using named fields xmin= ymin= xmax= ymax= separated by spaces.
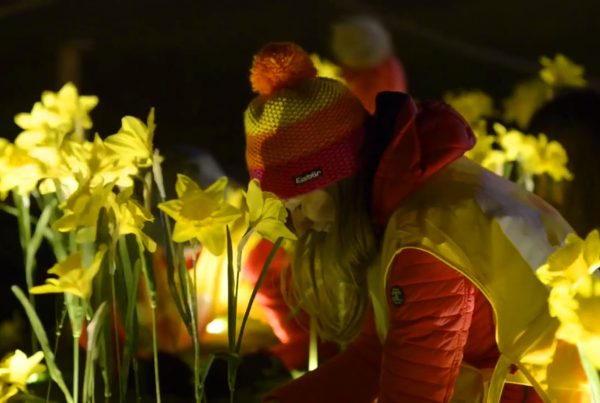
xmin=294 ymin=168 xmax=323 ymax=185
xmin=390 ymin=286 xmax=404 ymax=306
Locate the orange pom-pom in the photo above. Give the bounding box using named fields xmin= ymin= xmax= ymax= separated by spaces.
xmin=250 ymin=42 xmax=317 ymax=97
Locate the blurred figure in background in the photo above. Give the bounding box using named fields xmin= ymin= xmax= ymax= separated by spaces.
xmin=528 ymin=88 xmax=600 ymax=235
xmin=330 ymin=15 xmax=408 ymax=114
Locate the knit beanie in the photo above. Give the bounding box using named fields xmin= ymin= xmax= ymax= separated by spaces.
xmin=244 ymin=42 xmax=367 ymax=199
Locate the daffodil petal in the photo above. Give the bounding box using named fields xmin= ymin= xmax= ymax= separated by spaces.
xmin=246 ymin=179 xmax=264 ymax=223
xmin=196 ymin=225 xmax=226 ymax=256
xmin=30 ymin=284 xmax=64 ymax=295
xmin=175 ymin=174 xmax=200 ymax=198
xmin=171 ymin=221 xmax=197 ymax=243
xmin=158 ymin=199 xmax=183 ymax=220
xmin=255 ymin=219 xmax=297 ymax=242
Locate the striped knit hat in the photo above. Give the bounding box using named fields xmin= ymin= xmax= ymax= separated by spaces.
xmin=244 ymin=42 xmax=367 ymax=199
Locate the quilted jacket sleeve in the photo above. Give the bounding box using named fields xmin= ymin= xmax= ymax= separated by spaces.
xmin=262 ymin=306 xmax=382 ymax=403
xmin=379 ymin=248 xmax=477 ymax=403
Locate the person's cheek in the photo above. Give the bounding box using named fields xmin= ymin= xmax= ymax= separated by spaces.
xmin=291 ymin=207 xmax=312 ymax=236
xmin=303 ymin=195 xmax=334 ymax=230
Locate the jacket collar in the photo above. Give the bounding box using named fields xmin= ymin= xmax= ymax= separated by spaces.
xmin=370 ymin=92 xmax=476 ymax=226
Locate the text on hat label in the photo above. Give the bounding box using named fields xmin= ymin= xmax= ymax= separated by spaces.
xmin=294 ymin=168 xmax=323 ymax=184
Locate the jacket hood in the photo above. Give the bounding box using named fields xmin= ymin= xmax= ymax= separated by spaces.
xmin=371 ymin=92 xmax=476 ymax=226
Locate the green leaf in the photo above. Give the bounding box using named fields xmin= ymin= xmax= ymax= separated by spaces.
xmin=577 ymin=343 xmax=600 ymax=402
xmin=226 ymin=226 xmax=236 ymax=352
xmin=120 ymin=253 xmax=141 ymax=400
xmin=11 ymin=286 xmax=74 ymax=403
xmin=235 ymin=237 xmax=283 ymax=353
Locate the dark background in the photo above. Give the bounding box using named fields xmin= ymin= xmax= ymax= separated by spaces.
xmin=1 ymin=1 xmax=599 ymax=398
xmin=1 ymin=0 xmax=599 ymax=181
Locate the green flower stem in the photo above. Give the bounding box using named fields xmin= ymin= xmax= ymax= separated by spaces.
xmin=502 ymin=161 xmax=514 ymax=180
xmin=159 ymin=210 xmax=193 ymax=332
xmin=188 ymin=241 xmax=201 ymax=403
xmin=118 ymin=238 xmax=141 ymax=401
xmin=138 ymin=240 xmax=161 ymax=403
xmin=132 ymin=358 xmax=141 ymax=401
xmin=0 ymin=200 xmax=67 ymax=261
xmin=14 ymin=193 xmax=32 ymax=251
xmin=224 ymin=228 xmax=237 ymax=403
xmin=235 ymin=229 xmax=254 ymax=302
xmin=14 ymin=193 xmax=36 ymax=350
xmin=109 ymin=268 xmax=123 ymax=401
xmin=46 ymin=301 xmax=68 ymax=401
xmin=73 ymin=335 xmax=80 ymax=403
xmin=226 ymin=228 xmax=235 ymax=352
xmin=82 ymin=303 xmax=108 ymax=403
xmin=150 ymin=306 xmax=161 ymax=401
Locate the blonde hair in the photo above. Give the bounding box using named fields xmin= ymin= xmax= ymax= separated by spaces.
xmin=282 ymin=177 xmax=377 ymax=344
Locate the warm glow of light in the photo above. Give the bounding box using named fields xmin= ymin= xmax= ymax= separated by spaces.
xmin=206 ymin=318 xmax=227 ymax=334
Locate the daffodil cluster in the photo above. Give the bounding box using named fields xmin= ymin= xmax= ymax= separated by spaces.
xmin=0 ymin=350 xmax=45 ymax=402
xmin=5 ymin=87 xmax=160 ymax=306
xmin=504 ymin=53 xmax=587 ymax=129
xmin=158 ymin=176 xmax=296 ymax=256
xmin=494 ymin=123 xmax=572 ymax=184
xmin=0 ymin=81 xmax=308 ymax=403
xmin=444 ymin=54 xmax=584 ymax=190
xmin=30 ymin=245 xmax=107 ymax=299
xmin=537 ymin=230 xmax=600 ymax=368
xmin=0 ymin=83 xmax=171 ymax=402
xmin=0 ymin=83 xmax=154 ymax=200
xmin=444 ymin=91 xmax=573 ymax=188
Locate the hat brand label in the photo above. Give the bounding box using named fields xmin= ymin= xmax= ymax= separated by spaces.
xmin=294 ymin=168 xmax=323 ymax=184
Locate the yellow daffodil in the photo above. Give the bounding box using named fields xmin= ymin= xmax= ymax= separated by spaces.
xmin=30 ymin=245 xmax=107 ymax=299
xmin=503 ymin=78 xmax=551 ymax=129
xmin=15 ymin=83 xmax=97 ymax=144
xmin=539 ymin=54 xmax=587 ymax=89
xmin=104 ymin=109 xmax=155 ymax=168
xmin=464 ymin=121 xmax=507 ymax=176
xmin=38 ymin=134 xmax=137 ymax=198
xmin=14 ymin=102 xmax=89 ymax=197
xmin=310 ymin=53 xmax=346 ymax=84
xmin=15 ymin=124 xmax=70 ymax=177
xmin=444 ymin=90 xmax=495 ymax=125
xmin=0 ymin=140 xmax=44 ymax=197
xmin=538 ymin=231 xmax=600 ymax=287
xmin=53 ymin=180 xmax=116 ymax=242
xmin=494 ymin=123 xmax=540 ymax=175
xmin=41 ymin=82 xmax=98 ymax=138
xmin=0 ymin=381 xmax=18 ymax=403
xmin=114 ymin=187 xmax=156 ymax=252
xmin=537 ymin=230 xmax=600 ymax=367
xmin=34 ymin=141 xmax=86 ymax=198
xmin=84 ymin=134 xmax=137 ymax=188
xmin=0 ymin=350 xmax=45 ymax=391
xmin=14 ymin=101 xmax=64 ymax=133
xmin=245 ymin=179 xmax=296 ymax=243
xmin=534 ymin=134 xmax=573 ymax=181
xmin=158 ymin=175 xmax=241 ymax=255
